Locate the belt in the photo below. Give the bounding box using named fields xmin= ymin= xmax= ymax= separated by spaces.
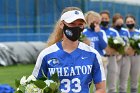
xmin=134 ymin=53 xmax=139 ymax=56
xmin=104 ymin=54 xmax=115 ymax=57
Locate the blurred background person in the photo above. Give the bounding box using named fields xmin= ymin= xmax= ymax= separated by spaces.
xmin=125 ymin=15 xmax=140 ymax=93
xmin=83 ymin=10 xmax=108 ymax=76
xmin=100 ymin=10 xmax=120 ymax=93
xmin=83 ymin=10 xmax=107 ymax=93
xmin=100 ymin=10 xmax=110 ymax=31
xmin=112 ymin=13 xmax=130 ymax=93
xmin=83 ymin=11 xmax=107 ymax=56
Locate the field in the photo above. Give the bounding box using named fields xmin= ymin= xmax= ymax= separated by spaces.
xmin=0 ymin=64 xmax=140 ymax=93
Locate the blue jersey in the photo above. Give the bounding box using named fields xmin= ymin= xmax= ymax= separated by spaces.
xmin=117 ymin=28 xmax=130 ymax=37
xmin=83 ymin=28 xmax=107 ymax=56
xmin=129 ymin=29 xmax=140 ymax=37
xmin=101 ymin=27 xmax=120 ymax=38
xmin=32 ymin=41 xmax=105 ymax=93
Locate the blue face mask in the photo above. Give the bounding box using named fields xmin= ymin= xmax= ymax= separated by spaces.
xmin=63 ymin=24 xmax=83 ymax=41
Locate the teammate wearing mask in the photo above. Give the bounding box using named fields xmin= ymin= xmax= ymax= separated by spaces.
xmin=100 ymin=10 xmax=110 ymax=29
xmin=112 ymin=13 xmax=130 ymax=93
xmin=100 ymin=10 xmax=120 ymax=93
xmin=83 ymin=11 xmax=107 ymax=56
xmin=32 ymin=7 xmax=106 ymax=93
xmin=125 ymin=15 xmax=140 ymax=93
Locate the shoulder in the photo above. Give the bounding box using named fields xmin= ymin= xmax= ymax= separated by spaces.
xmin=83 ymin=28 xmax=88 ymax=32
xmin=100 ymin=29 xmax=106 ymax=35
xmin=121 ymin=27 xmax=128 ymax=31
xmin=109 ymin=27 xmax=120 ymax=35
xmin=109 ymin=27 xmax=118 ymax=32
xmin=135 ymin=29 xmax=140 ymax=34
xmin=38 ymin=43 xmax=59 ymax=59
xmin=83 ymin=28 xmax=89 ymax=33
xmin=135 ymin=28 xmax=139 ymax=32
xmin=78 ymin=42 xmax=101 ymax=57
xmin=100 ymin=29 xmax=105 ymax=32
xmin=121 ymin=28 xmax=130 ymax=33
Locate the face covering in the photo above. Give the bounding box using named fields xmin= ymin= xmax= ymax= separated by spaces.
xmin=115 ymin=24 xmax=123 ymax=31
xmin=63 ymin=24 xmax=83 ymax=41
xmin=101 ymin=21 xmax=109 ymax=27
xmin=90 ymin=23 xmax=95 ymax=31
xmin=126 ymin=24 xmax=135 ymax=29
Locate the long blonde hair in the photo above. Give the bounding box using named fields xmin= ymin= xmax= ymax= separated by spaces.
xmin=85 ymin=11 xmax=101 ymax=27
xmin=46 ymin=7 xmax=82 ymax=47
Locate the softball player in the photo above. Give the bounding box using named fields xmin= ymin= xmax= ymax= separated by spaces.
xmin=100 ymin=10 xmax=120 ymax=93
xmin=112 ymin=13 xmax=130 ymax=93
xmin=125 ymin=15 xmax=140 ymax=93
xmin=83 ymin=11 xmax=107 ymax=56
xmin=32 ymin=7 xmax=106 ymax=93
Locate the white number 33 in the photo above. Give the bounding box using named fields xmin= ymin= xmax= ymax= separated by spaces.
xmin=61 ymin=78 xmax=81 ymax=92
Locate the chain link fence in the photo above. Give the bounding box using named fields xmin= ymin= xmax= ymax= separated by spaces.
xmin=0 ymin=0 xmax=140 ymax=42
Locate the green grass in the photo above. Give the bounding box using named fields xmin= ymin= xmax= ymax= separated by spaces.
xmin=0 ymin=64 xmax=140 ymax=93
xmin=0 ymin=64 xmax=34 ymax=88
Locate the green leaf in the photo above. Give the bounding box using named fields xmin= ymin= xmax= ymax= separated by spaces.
xmin=79 ymin=34 xmax=86 ymax=42
xmin=19 ymin=86 xmax=25 ymax=93
xmin=49 ymin=83 xmax=57 ymax=91
xmin=39 ymin=76 xmax=48 ymax=81
xmin=15 ymin=90 xmax=23 ymax=93
xmin=15 ymin=79 xmax=20 ymax=88
xmin=43 ymin=87 xmax=50 ymax=93
xmin=44 ymin=87 xmax=52 ymax=93
xmin=50 ymin=72 xmax=59 ymax=82
xmin=34 ymin=80 xmax=46 ymax=89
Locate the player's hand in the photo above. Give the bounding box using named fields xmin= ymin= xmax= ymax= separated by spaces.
xmin=94 ymin=23 xmax=100 ymax=32
xmin=125 ymin=46 xmax=135 ymax=56
xmin=105 ymin=46 xmax=117 ymax=56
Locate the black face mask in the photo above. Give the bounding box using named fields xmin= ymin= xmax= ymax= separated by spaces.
xmin=115 ymin=24 xmax=123 ymax=31
xmin=101 ymin=21 xmax=109 ymax=27
xmin=126 ymin=24 xmax=135 ymax=29
xmin=90 ymin=23 xmax=95 ymax=31
xmin=63 ymin=24 xmax=83 ymax=41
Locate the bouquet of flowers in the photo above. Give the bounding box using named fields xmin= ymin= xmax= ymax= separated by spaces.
xmin=108 ymin=36 xmax=126 ymax=54
xmin=15 ymin=72 xmax=60 ymax=93
xmin=128 ymin=35 xmax=140 ymax=54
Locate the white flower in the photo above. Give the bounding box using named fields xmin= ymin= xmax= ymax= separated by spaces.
xmin=25 ymin=83 xmax=41 ymax=93
xmin=44 ymin=80 xmax=54 ymax=87
xmin=26 ymin=75 xmax=36 ymax=82
xmin=114 ymin=37 xmax=126 ymax=46
xmin=133 ymin=35 xmax=140 ymax=40
xmin=20 ymin=76 xmax=27 ymax=86
xmin=113 ymin=39 xmax=119 ymax=44
xmin=16 ymin=88 xmax=20 ymax=91
xmin=138 ymin=43 xmax=140 ymax=48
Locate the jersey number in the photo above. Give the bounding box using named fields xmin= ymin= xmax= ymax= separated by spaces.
xmin=61 ymin=78 xmax=81 ymax=92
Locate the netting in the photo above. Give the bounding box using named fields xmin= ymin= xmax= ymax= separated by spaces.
xmin=0 ymin=0 xmax=140 ymax=41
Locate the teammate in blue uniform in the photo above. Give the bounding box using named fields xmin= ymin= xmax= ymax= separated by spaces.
xmin=125 ymin=15 xmax=140 ymax=93
xmin=83 ymin=11 xmax=107 ymax=56
xmin=100 ymin=10 xmax=120 ymax=93
xmin=32 ymin=7 xmax=106 ymax=93
xmin=112 ymin=13 xmax=130 ymax=93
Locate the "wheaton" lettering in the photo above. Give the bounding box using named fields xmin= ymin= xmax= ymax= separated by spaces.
xmin=48 ymin=65 xmax=92 ymax=76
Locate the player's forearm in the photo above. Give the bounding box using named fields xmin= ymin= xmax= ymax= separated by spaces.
xmin=95 ymin=81 xmax=106 ymax=93
xmin=95 ymin=89 xmax=106 ymax=93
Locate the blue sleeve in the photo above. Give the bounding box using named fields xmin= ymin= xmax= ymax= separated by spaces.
xmin=92 ymin=54 xmax=104 ymax=84
xmin=36 ymin=58 xmax=48 ymax=79
xmin=96 ymin=32 xmax=107 ymax=49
